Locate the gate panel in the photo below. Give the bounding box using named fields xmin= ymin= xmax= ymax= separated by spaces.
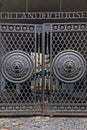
xmin=0 ymin=23 xmax=43 ymax=115
xmin=46 ymin=23 xmax=87 ymax=115
xmin=0 ymin=23 xmax=87 ymax=116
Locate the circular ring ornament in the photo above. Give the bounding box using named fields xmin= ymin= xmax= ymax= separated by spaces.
xmin=52 ymin=50 xmax=86 ymax=83
xmin=1 ymin=50 xmax=34 ymax=83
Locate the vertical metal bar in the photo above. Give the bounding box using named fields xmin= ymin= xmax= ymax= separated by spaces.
xmin=35 ymin=25 xmax=43 ymax=113
xmin=46 ymin=32 xmax=49 ymax=55
xmin=34 ymin=25 xmax=37 ymax=111
xmin=46 ymin=32 xmax=49 ymax=101
xmin=38 ymin=33 xmax=41 ymax=93
xmin=42 ymin=25 xmax=45 ymax=112
xmin=0 ymin=23 xmax=1 ymax=91
xmin=50 ymin=24 xmax=53 ymax=111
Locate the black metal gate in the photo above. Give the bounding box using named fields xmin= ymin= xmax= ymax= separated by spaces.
xmin=0 ymin=22 xmax=87 ymax=116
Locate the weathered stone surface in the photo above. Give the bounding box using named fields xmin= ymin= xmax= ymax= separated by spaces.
xmin=0 ymin=117 xmax=87 ymax=130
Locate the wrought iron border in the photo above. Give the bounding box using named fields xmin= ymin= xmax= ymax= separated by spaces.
xmin=0 ymin=23 xmax=36 ymax=33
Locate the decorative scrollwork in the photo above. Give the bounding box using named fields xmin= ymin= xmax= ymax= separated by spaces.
xmin=52 ymin=50 xmax=86 ymax=83
xmin=1 ymin=50 xmax=34 ymax=83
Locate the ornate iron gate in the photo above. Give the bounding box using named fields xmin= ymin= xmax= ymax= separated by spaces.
xmin=0 ymin=22 xmax=87 ymax=116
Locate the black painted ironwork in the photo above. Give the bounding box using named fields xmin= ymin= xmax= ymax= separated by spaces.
xmin=52 ymin=50 xmax=86 ymax=83
xmin=1 ymin=50 xmax=34 ymax=83
xmin=0 ymin=22 xmax=87 ymax=116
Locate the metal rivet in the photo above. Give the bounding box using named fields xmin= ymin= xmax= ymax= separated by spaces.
xmin=67 ymin=25 xmax=72 ymax=30
xmin=74 ymin=25 xmax=79 ymax=30
xmin=53 ymin=25 xmax=58 ymax=30
xmin=22 ymin=26 xmax=27 ymax=31
xmin=9 ymin=26 xmax=14 ymax=31
xmin=15 ymin=26 xmax=21 ymax=31
xmin=29 ymin=26 xmax=34 ymax=31
xmin=60 ymin=25 xmax=65 ymax=30
xmin=1 ymin=25 xmax=7 ymax=30
xmin=80 ymin=25 xmax=86 ymax=30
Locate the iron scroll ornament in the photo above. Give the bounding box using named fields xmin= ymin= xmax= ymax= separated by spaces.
xmin=1 ymin=50 xmax=34 ymax=83
xmin=52 ymin=50 xmax=86 ymax=83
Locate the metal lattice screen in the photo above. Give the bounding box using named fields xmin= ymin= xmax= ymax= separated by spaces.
xmin=0 ymin=23 xmax=87 ymax=116
xmin=0 ymin=24 xmax=44 ymax=115
xmin=43 ymin=23 xmax=87 ymax=115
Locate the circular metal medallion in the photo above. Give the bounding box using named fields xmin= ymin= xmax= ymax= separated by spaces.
xmin=1 ymin=50 xmax=34 ymax=83
xmin=52 ymin=50 xmax=86 ymax=83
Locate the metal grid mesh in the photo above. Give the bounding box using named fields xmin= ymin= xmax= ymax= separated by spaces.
xmin=0 ymin=23 xmax=87 ymax=115
xmin=49 ymin=23 xmax=87 ymax=111
xmin=0 ymin=24 xmax=40 ymax=112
